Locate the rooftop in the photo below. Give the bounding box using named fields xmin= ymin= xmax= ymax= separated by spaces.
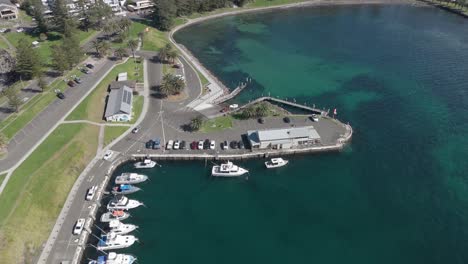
xmin=104 ymin=86 xmax=133 ymax=118
xmin=248 ymin=126 xmax=321 ymax=143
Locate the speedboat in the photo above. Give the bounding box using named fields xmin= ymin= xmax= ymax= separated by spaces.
xmin=88 ymin=252 xmax=137 ymax=264
xmin=115 ymin=173 xmax=148 ymax=185
xmin=134 ymin=159 xmax=157 ymax=169
xmin=265 ymin=158 xmax=288 ymax=169
xmin=97 ymin=232 xmax=138 ymax=250
xmin=107 ymin=195 xmax=143 ymax=211
xmin=211 ymin=161 xmax=248 ymax=177
xmin=100 ymin=210 xmax=130 ymax=223
xmin=108 ymin=220 xmax=138 ymax=235
xmin=112 ymin=184 xmax=141 ymax=195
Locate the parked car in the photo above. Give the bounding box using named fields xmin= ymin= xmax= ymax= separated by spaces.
xmin=67 ymin=80 xmax=76 ymax=87
xmin=73 ymin=218 xmax=85 ymax=235
xmin=0 ymin=28 xmax=7 ymax=33
xmin=152 ymin=138 xmax=161 ymax=149
xmin=166 ymin=140 xmax=174 ymax=150
xmin=283 ymin=117 xmax=291 ymax=123
xmin=230 ymin=141 xmax=238 ymax=149
xmin=210 ymin=140 xmax=216 ymax=150
xmin=86 ymin=63 xmax=95 ymax=69
xmin=173 ymin=140 xmax=180 ymax=150
xmin=180 ymin=140 xmax=186 ymax=150
xmin=198 ymin=140 xmax=204 ymax=150
xmin=145 ymin=140 xmax=154 ymax=149
xmin=57 ymin=92 xmax=65 ymax=99
xmin=16 ymin=27 xmax=24 ymax=33
xmin=310 ymin=114 xmax=319 ymax=122
xmin=74 ymin=76 xmax=82 ymax=84
xmin=258 ymin=118 xmax=264 ymax=124
xmin=81 ymin=68 xmax=90 ymax=74
xmin=132 ymin=126 xmax=141 ymax=133
xmin=222 ymin=140 xmax=229 ymax=150
xmin=86 ymin=186 xmax=97 ymax=201
xmin=103 ymin=150 xmax=113 ymax=160
xmin=238 ymin=140 xmax=245 ymax=149
xmin=203 ymin=139 xmax=210 ymax=149
xmin=190 ymin=141 xmax=198 ymax=150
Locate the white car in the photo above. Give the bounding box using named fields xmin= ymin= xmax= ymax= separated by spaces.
xmin=166 ymin=140 xmax=174 ymax=150
xmin=198 ymin=140 xmax=204 ymax=150
xmin=222 ymin=141 xmax=229 ymax=150
xmin=16 ymin=27 xmax=24 ymax=33
xmin=86 ymin=186 xmax=97 ymax=201
xmin=0 ymin=28 xmax=6 ymax=33
xmin=73 ymin=218 xmax=85 ymax=235
xmin=173 ymin=140 xmax=180 ymax=150
xmin=210 ymin=140 xmax=216 ymax=150
xmin=103 ymin=150 xmax=113 ymax=160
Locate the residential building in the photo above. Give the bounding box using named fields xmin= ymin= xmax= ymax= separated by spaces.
xmin=126 ymin=0 xmax=153 ymax=12
xmin=0 ymin=0 xmax=18 ymax=20
xmin=247 ymin=126 xmax=321 ymax=149
xmin=104 ymin=85 xmax=133 ymax=122
xmin=109 ymin=80 xmax=136 ymax=91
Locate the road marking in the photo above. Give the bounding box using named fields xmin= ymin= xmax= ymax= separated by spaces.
xmin=87 ymin=174 xmax=95 ymax=182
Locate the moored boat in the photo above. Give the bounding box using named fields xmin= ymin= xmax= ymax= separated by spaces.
xmin=107 ymin=195 xmax=143 ymax=211
xmin=115 ymin=173 xmax=148 ymax=185
xmin=111 ymin=184 xmax=141 ymax=195
xmin=265 ymin=158 xmax=289 ymax=169
xmin=100 ymin=210 xmax=130 ymax=223
xmin=134 ymin=159 xmax=157 ymax=169
xmin=88 ymin=252 xmax=137 ymax=264
xmin=108 ymin=220 xmax=138 ymax=235
xmin=211 ymin=161 xmax=248 ymax=177
xmin=97 ymin=232 xmax=138 ymax=251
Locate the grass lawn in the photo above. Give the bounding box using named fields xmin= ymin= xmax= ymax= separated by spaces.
xmin=131 ymin=95 xmax=144 ymax=124
xmin=67 ymin=60 xmax=144 ymax=122
xmin=0 ymin=69 xmax=83 ymax=140
xmin=141 ymin=25 xmax=170 ymax=52
xmin=0 ymin=37 xmax=10 ymax=50
xmin=0 ymin=123 xmax=100 ymax=263
xmin=0 ymin=173 xmax=6 ymax=187
xmin=200 ymin=115 xmax=233 ymax=133
xmin=104 ymin=126 xmax=130 ymax=146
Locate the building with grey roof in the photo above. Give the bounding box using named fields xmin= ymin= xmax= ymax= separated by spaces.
xmin=104 ymin=85 xmax=133 ymax=122
xmin=109 ymin=80 xmax=136 ymax=91
xmin=247 ymin=126 xmax=321 ymax=149
xmin=0 ymin=0 xmax=18 ymax=20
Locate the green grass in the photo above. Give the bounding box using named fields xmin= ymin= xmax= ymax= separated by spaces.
xmin=162 ymin=63 xmax=177 ymax=75
xmin=0 ymin=173 xmax=6 ymax=187
xmin=141 ymin=24 xmax=170 ymax=52
xmin=0 ymin=37 xmax=9 ymax=50
xmin=200 ymin=115 xmax=233 ymax=132
xmin=0 ymin=70 xmax=83 ymax=139
xmin=67 ymin=60 xmax=144 ymax=122
xmin=0 ymin=123 xmax=100 ymax=263
xmin=104 ymin=126 xmax=130 ymax=146
xmin=131 ymin=95 xmax=144 ymax=124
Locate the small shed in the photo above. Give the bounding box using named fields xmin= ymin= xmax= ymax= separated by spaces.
xmin=117 ymin=72 xmax=128 ymax=81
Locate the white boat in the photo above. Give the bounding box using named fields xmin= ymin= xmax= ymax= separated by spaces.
xmin=107 ymin=195 xmax=143 ymax=211
xmin=134 ymin=159 xmax=157 ymax=169
xmin=88 ymin=252 xmax=137 ymax=264
xmin=108 ymin=220 xmax=138 ymax=235
xmin=97 ymin=232 xmax=137 ymax=251
xmin=100 ymin=210 xmax=130 ymax=223
xmin=211 ymin=161 xmax=248 ymax=177
xmin=115 ymin=173 xmax=148 ymax=185
xmin=265 ymin=158 xmax=289 ymax=169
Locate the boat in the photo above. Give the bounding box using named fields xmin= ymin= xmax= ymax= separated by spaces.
xmin=107 ymin=195 xmax=143 ymax=211
xmin=108 ymin=220 xmax=138 ymax=235
xmin=265 ymin=158 xmax=289 ymax=169
xmin=100 ymin=210 xmax=130 ymax=223
xmin=211 ymin=161 xmax=248 ymax=177
xmin=97 ymin=232 xmax=138 ymax=250
xmin=115 ymin=173 xmax=148 ymax=185
xmin=111 ymin=184 xmax=141 ymax=195
xmin=134 ymin=159 xmax=157 ymax=169
xmin=88 ymin=252 xmax=137 ymax=264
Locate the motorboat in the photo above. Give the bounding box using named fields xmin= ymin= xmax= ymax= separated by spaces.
xmin=108 ymin=220 xmax=138 ymax=235
xmin=134 ymin=159 xmax=157 ymax=169
xmin=111 ymin=184 xmax=141 ymax=195
xmin=115 ymin=173 xmax=148 ymax=185
xmin=100 ymin=210 xmax=130 ymax=223
xmin=88 ymin=252 xmax=137 ymax=264
xmin=265 ymin=158 xmax=289 ymax=169
xmin=97 ymin=232 xmax=138 ymax=250
xmin=107 ymin=195 xmax=143 ymax=211
xmin=211 ymin=161 xmax=248 ymax=177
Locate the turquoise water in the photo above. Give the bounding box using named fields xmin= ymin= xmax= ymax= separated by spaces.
xmin=94 ymin=5 xmax=468 ymax=264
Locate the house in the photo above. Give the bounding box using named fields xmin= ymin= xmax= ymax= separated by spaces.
xmin=117 ymin=72 xmax=128 ymax=81
xmin=247 ymin=126 xmax=321 ymax=149
xmin=127 ymin=0 xmax=153 ymax=12
xmin=104 ymin=85 xmax=133 ymax=122
xmin=0 ymin=0 xmax=18 ymax=20
xmin=109 ymin=80 xmax=136 ymax=91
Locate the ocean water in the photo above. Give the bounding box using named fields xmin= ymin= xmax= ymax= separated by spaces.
xmin=97 ymin=5 xmax=468 ymax=264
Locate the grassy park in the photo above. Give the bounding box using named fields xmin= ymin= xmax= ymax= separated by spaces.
xmin=200 ymin=116 xmax=233 ymax=132
xmin=104 ymin=126 xmax=131 ymax=146
xmin=0 ymin=123 xmax=100 ymax=264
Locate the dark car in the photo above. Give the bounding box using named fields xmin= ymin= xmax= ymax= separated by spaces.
xmin=152 ymin=138 xmax=161 ymax=149
xmin=67 ymin=80 xmax=76 ymax=87
xmin=57 ymin=92 xmax=65 ymax=99
xmin=238 ymin=140 xmax=245 ymax=149
xmin=145 ymin=140 xmax=154 ymax=149
xmin=180 ymin=140 xmax=186 ymax=150
xmin=190 ymin=141 xmax=198 ymax=150
xmin=283 ymin=117 xmax=291 ymax=123
xmin=230 ymin=140 xmax=238 ymax=149
xmin=86 ymin=63 xmax=95 ymax=69
xmin=74 ymin=77 xmax=82 ymax=84
xmin=258 ymin=118 xmax=264 ymax=124
xmin=203 ymin=139 xmax=211 ymax=149
xmin=81 ymin=68 xmax=90 ymax=74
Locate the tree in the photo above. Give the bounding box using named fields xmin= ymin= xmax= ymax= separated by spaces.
xmin=127 ymin=39 xmax=139 ymax=59
xmin=50 ymin=0 xmax=70 ymax=33
xmin=158 ymin=45 xmax=169 ymax=63
xmin=255 ymin=102 xmax=269 ymax=117
xmin=37 ymin=76 xmax=47 ymax=92
xmin=0 ymin=132 xmax=7 ymax=153
xmin=152 ymin=0 xmax=177 ymax=31
xmin=159 ymin=73 xmax=185 ymax=96
xmin=62 ymin=31 xmax=82 ymax=66
xmin=0 ymin=49 xmax=15 ymax=75
xmin=92 ymin=40 xmax=111 ymax=57
xmin=15 ymin=39 xmax=42 ymax=80
xmin=4 ymin=87 xmax=22 ymax=113
xmin=114 ymin=47 xmax=128 ymax=60
xmin=32 ymin=0 xmax=48 ymax=33
xmin=190 ymin=116 xmax=203 ymax=131
xmin=51 ymin=44 xmax=68 ymax=74
xmin=86 ymin=0 xmax=113 ymax=30
xmin=167 ymin=49 xmax=178 ymax=64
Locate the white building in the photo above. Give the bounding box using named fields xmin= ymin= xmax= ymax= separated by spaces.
xmin=0 ymin=0 xmax=18 ymax=20
xmin=247 ymin=126 xmax=321 ymax=149
xmin=126 ymin=0 xmax=153 ymax=12
xmin=104 ymin=85 xmax=133 ymax=122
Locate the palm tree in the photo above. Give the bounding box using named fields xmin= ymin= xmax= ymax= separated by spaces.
xmin=167 ymin=49 xmax=178 ymax=64
xmin=159 ymin=74 xmax=174 ymax=96
xmin=158 ymin=45 xmax=169 ymax=63
xmin=114 ymin=47 xmax=128 ymax=60
xmin=103 ymin=22 xmax=114 ymax=39
xmin=91 ymin=39 xmax=101 ymax=55
xmin=190 ymin=116 xmax=203 ymax=131
xmin=37 ymin=76 xmax=47 ymax=93
xmin=98 ymin=41 xmax=111 ymax=57
xmin=255 ymin=102 xmax=269 ymax=117
xmin=127 ymin=39 xmax=138 ymax=59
